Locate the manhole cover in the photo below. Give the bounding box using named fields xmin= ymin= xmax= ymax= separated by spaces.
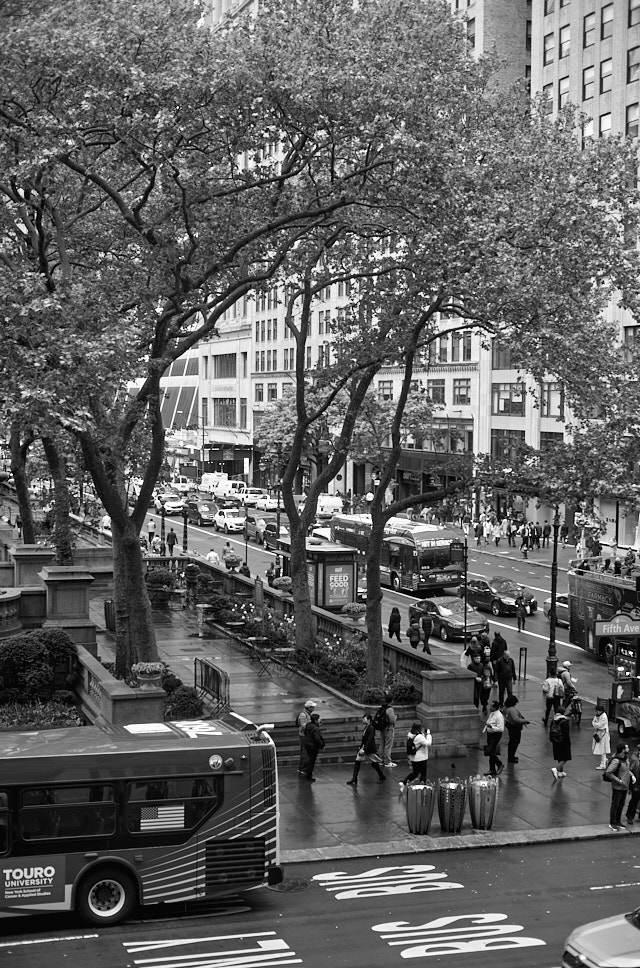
xmin=180 ymin=646 xmax=205 ymax=653
xmin=268 ymin=878 xmax=310 ymax=893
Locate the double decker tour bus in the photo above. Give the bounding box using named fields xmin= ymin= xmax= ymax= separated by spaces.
xmin=0 ymin=716 xmax=282 ymax=926
xmin=330 ymin=513 xmax=465 ymax=595
xmin=567 ymin=556 xmax=640 ymax=672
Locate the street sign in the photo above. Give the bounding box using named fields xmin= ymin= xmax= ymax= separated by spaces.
xmin=595 ymin=612 xmax=640 ymax=637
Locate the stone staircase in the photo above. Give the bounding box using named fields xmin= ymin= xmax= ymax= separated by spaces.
xmin=271 ymin=715 xmax=421 ymax=766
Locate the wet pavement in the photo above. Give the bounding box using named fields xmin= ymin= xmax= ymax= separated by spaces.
xmin=91 ymin=536 xmax=639 ymax=865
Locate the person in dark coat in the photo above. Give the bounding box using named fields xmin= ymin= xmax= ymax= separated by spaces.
xmin=550 ymin=707 xmax=571 ymax=779
xmin=388 ymin=606 xmax=401 ymax=642
xmin=302 ymin=713 xmax=325 ymax=782
xmin=503 ymin=695 xmax=529 ymax=763
xmin=346 ymin=714 xmax=386 ymax=785
xmin=515 ymin=592 xmax=527 ymax=632
xmin=494 ymin=649 xmax=517 ymax=706
xmin=420 ymin=612 xmax=433 ymax=654
xmin=405 ymin=619 xmax=422 ymax=650
xmin=468 ymin=654 xmax=484 ymax=709
xmin=490 ymin=631 xmax=508 ymax=664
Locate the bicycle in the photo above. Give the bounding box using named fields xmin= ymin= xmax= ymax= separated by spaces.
xmin=566 ymin=692 xmax=582 ymax=725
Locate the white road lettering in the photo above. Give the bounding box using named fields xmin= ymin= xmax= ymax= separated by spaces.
xmin=312 ymin=865 xmax=463 ymax=898
xmin=372 ymin=913 xmax=546 ymax=958
xmin=123 ymin=932 xmax=301 ymax=966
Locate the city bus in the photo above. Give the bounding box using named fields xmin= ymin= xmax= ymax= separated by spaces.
xmin=330 ymin=513 xmax=465 ymax=595
xmin=567 ymin=558 xmax=640 ymax=672
xmin=0 ymin=716 xmax=282 ymax=925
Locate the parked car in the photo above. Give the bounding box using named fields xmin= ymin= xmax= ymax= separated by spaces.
xmin=457 ymin=577 xmax=538 ymax=617
xmin=543 ymin=593 xmax=570 ymax=628
xmin=562 ymin=908 xmax=640 ymax=968
xmin=242 ymin=487 xmax=268 ymax=507
xmin=263 ymin=518 xmax=289 ymax=550
xmin=185 ymin=499 xmax=217 ymax=526
xmin=213 ymin=508 xmax=245 ymax=533
xmin=153 ymin=491 xmax=185 ymax=515
xmin=408 ymin=596 xmax=489 ymax=641
xmin=245 ymin=513 xmax=271 ymax=544
xmin=255 ymin=493 xmax=280 ymax=512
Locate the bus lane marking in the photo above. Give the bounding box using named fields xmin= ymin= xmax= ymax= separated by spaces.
xmin=372 ymin=913 xmax=546 ymax=959
xmin=0 ymin=934 xmax=99 ymax=948
xmin=311 ymin=865 xmax=463 ymax=898
xmin=123 ymin=931 xmax=301 ymax=967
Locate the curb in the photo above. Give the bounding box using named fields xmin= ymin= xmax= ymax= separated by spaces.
xmin=281 ymin=822 xmax=640 ymax=864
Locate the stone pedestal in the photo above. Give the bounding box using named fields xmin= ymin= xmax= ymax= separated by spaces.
xmin=0 ymin=524 xmax=15 ymax=561
xmin=38 ymin=566 xmax=98 ymax=655
xmin=11 ymin=545 xmax=56 ymax=586
xmin=417 ymin=664 xmax=480 ymax=755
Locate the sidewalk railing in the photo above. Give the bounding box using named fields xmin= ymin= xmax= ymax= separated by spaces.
xmin=194 ymin=657 xmax=230 ymax=715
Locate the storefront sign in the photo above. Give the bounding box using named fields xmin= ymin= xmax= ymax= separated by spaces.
xmin=595 ymin=613 xmax=640 ymax=637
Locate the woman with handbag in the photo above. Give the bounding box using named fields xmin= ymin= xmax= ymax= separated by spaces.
xmin=482 ymin=700 xmax=504 ymax=776
xmin=592 ymin=703 xmax=611 ymax=770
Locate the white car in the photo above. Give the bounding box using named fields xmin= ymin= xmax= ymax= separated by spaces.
xmin=563 ymin=908 xmax=640 ymax=967
xmin=154 ymin=491 xmax=185 ymax=515
xmin=255 ymin=493 xmax=280 ymax=512
xmin=214 ymin=508 xmax=245 ymax=533
xmin=242 ymin=487 xmax=268 ymax=507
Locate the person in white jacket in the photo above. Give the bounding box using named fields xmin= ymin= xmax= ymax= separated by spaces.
xmin=399 ymin=722 xmax=432 ymax=792
xmin=592 ymin=703 xmax=611 ymax=770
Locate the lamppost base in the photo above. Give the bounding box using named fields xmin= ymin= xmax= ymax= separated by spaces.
xmin=545 ymin=654 xmax=558 ymax=678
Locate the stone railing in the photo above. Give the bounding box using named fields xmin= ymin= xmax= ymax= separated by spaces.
xmin=76 ymin=645 xmax=165 ymax=726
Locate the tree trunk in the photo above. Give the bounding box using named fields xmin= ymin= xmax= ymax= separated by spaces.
xmin=364 ymin=495 xmax=386 ymax=686
xmin=41 ymin=436 xmax=74 ymax=565
xmin=289 ymin=521 xmax=315 ymax=653
xmin=111 ymin=518 xmax=158 ymax=677
xmin=9 ymin=424 xmax=35 ymax=543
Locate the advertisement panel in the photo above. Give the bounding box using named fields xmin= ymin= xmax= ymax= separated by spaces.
xmin=324 ymin=563 xmax=352 ymax=609
xmin=1 ymin=855 xmax=66 ymax=904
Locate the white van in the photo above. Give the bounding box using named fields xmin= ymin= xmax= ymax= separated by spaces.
xmin=299 ymin=494 xmax=344 ymax=519
xmin=214 ymin=479 xmax=246 ymax=500
xmin=199 ymin=472 xmax=227 ymax=494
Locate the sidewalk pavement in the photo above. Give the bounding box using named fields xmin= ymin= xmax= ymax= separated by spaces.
xmin=90 ymin=543 xmax=637 ymax=866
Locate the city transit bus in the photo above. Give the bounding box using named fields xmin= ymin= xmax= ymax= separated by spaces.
xmin=567 ymin=557 xmax=640 ymax=673
xmin=0 ymin=716 xmax=282 ymax=925
xmin=330 ymin=513 xmax=465 ymax=595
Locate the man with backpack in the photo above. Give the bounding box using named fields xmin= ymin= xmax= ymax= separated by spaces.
xmin=372 ymin=694 xmax=398 ymax=767
xmin=605 ymin=741 xmax=635 ymax=830
xmin=296 ymin=700 xmax=316 ymax=775
xmin=301 ymin=713 xmax=325 ymax=783
xmin=542 ymin=671 xmax=564 ymax=725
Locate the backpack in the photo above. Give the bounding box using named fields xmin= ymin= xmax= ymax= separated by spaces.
xmin=603 ymin=757 xmax=621 ymax=783
xmin=549 ymin=719 xmax=563 ymax=744
xmin=406 ymin=735 xmax=418 ymax=756
xmin=372 ymin=705 xmax=390 ymax=732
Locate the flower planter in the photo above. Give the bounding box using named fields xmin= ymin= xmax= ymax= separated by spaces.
xmin=136 ymin=673 xmax=163 ymax=691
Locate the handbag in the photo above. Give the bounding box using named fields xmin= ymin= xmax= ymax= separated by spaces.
xmin=593 ymin=732 xmax=601 ymax=743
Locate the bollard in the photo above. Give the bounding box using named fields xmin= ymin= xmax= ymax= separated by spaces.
xmin=436 ymin=777 xmax=466 ymax=834
xmin=467 ymin=774 xmax=500 ymax=830
xmin=518 ymin=646 xmax=527 ymax=679
xmin=405 ymin=782 xmax=436 ymax=835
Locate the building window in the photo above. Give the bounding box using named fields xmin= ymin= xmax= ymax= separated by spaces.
xmin=631 ymin=0 xmax=640 ymax=28
xmin=491 ymin=382 xmax=525 ymax=417
xmin=492 ymin=340 xmax=513 ymax=369
xmin=541 ymin=382 xmax=565 ymax=419
xmin=453 ymin=379 xmax=471 ymax=406
xmin=584 ymin=12 xmax=595 ymax=48
xmin=201 ymin=399 xmax=208 ymax=427
xmin=559 ymin=76 xmax=570 ymax=107
xmin=582 ymin=116 xmax=594 ymax=143
xmin=213 ymin=398 xmax=236 ymax=427
xmin=212 ymin=354 xmax=236 ymax=379
xmin=306 ymin=346 xmax=311 ymax=369
xmin=628 ymin=47 xmax=640 ymax=84
xmin=427 ymin=379 xmax=445 ymax=405
xmin=254 ymin=351 xmax=260 ymax=372
xmin=543 ymin=82 xmax=553 ymax=112
xmin=239 ymin=398 xmax=247 ymax=429
xmin=559 ymin=25 xmax=570 ymax=59
xmin=272 ymin=349 xmax=277 ymax=370
xmin=462 ymin=332 xmax=472 ymax=361
xmin=255 ymin=321 xmax=260 ymax=342
xmin=583 ymin=66 xmax=594 ymax=100
xmin=438 ymin=335 xmax=448 ymax=363
xmin=378 ymin=380 xmax=394 ymax=401
xmin=600 ymin=58 xmax=613 ymax=94
xmin=624 ymin=326 xmax=640 ymax=361
xmin=544 ymin=0 xmax=554 ymax=13
xmin=601 ymin=4 xmax=613 ymax=40
xmin=600 ymin=113 xmax=612 ymax=137
xmin=526 ymin=20 xmax=532 ymax=51
xmin=543 ymin=32 xmax=554 ymax=66
xmin=267 ymin=383 xmax=277 ymax=402
xmin=627 ymin=103 xmax=640 ymax=139
xmin=266 ymin=349 xmax=272 ymax=372
xmin=466 ymin=18 xmax=475 ymax=47
xmin=260 ymin=350 xmax=265 ymax=372
xmin=540 ymin=431 xmax=565 ymax=449
xmin=491 ymin=429 xmax=526 ymax=461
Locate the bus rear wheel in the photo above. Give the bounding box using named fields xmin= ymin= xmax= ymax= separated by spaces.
xmin=390 ymin=573 xmax=400 ymax=591
xmin=76 ymin=866 xmax=137 ymax=926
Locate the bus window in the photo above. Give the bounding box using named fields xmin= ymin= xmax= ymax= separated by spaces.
xmin=0 ymin=792 xmax=8 ymax=854
xmin=20 ymin=785 xmax=116 ymax=840
xmin=126 ymin=775 xmax=223 ymax=834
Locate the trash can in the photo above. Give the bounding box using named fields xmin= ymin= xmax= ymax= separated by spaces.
xmin=467 ymin=774 xmax=500 ymax=830
xmin=406 ymin=782 xmax=436 ymax=835
xmin=436 ymin=777 xmax=466 ymax=834
xmin=103 ymin=598 xmax=115 ymax=632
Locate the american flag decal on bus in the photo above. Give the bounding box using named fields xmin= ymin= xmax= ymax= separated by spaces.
xmin=141 ymin=804 xmax=185 ymax=831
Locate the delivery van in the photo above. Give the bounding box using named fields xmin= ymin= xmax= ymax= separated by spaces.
xmin=214 ymin=478 xmax=247 ymax=500
xmin=199 ymin=472 xmax=228 ymax=493
xmin=299 ymin=494 xmax=344 ymax=519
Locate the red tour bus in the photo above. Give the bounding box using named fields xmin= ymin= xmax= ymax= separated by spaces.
xmin=0 ymin=716 xmax=282 ymax=925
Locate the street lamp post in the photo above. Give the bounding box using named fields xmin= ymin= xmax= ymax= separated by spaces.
xmin=546 ymin=508 xmax=561 ymax=677
xmin=159 ymin=499 xmax=167 ymax=557
xmin=182 ymin=507 xmax=189 ymax=555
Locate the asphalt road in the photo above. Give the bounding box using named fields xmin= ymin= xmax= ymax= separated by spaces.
xmin=2 ymin=841 xmax=638 ymax=966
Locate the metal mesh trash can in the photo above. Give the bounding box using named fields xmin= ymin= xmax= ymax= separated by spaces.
xmin=467 ymin=774 xmax=500 ymax=830
xmin=103 ymin=599 xmax=115 ymax=632
xmin=406 ymin=782 xmax=436 ymax=835
xmin=436 ymin=777 xmax=466 ymax=833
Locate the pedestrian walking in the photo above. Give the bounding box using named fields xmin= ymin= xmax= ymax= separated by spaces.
xmin=266 ymin=562 xmax=275 ymax=587
xmin=482 ymin=700 xmax=504 ymax=776
xmin=560 ymin=522 xmax=569 ymax=545
xmin=406 ymin=619 xmax=422 ymax=650
xmin=494 ymin=649 xmax=517 ymax=706
xmin=399 ymin=722 xmax=432 ymax=791
xmin=503 ymin=695 xmax=529 ymax=762
xmin=550 ymin=706 xmax=571 ymax=779
xmin=515 ymin=592 xmax=527 ymax=632
xmin=148 ymin=517 xmax=156 ymax=544
xmin=346 ymin=714 xmax=386 ymax=785
xmin=474 ymin=521 xmax=484 ymax=547
xmin=592 ymin=704 xmax=611 ymax=770
xmin=420 ymin=611 xmax=433 ymax=654
xmin=239 ymin=561 xmax=250 ymax=577
xmin=625 ymin=744 xmax=640 ymax=825
xmin=166 ymin=527 xmax=178 ymax=557
xmin=296 ymin=700 xmax=316 ymax=775
xmin=542 ymin=520 xmax=551 ymax=548
xmin=559 ymin=661 xmax=577 ymax=706
xmin=605 ymin=742 xmax=634 ymax=830
xmin=206 ymin=547 xmax=220 ymax=565
xmin=467 ymin=635 xmax=482 ymax=660
xmin=490 ymin=630 xmax=508 ymax=664
xmin=479 ymin=652 xmax=494 ymax=715
xmin=542 ymin=671 xmax=564 ymax=725
xmin=388 ymin=607 xmax=401 ymax=642
xmin=373 ymin=693 xmax=398 ymax=767
xmin=468 ymin=654 xmax=484 ymax=709
xmin=301 ymin=713 xmax=325 ymax=782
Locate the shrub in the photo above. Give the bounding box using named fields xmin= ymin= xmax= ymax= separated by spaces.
xmin=0 ymin=700 xmax=82 ymax=730
xmin=385 ymin=672 xmax=421 ymax=705
xmin=24 ymin=663 xmax=55 ymax=701
xmin=144 ymin=568 xmax=176 ymax=589
xmin=161 ymin=672 xmax=183 ymax=694
xmin=38 ymin=628 xmax=77 ymax=666
xmin=166 ymin=685 xmax=204 ymax=719
xmin=0 ymin=629 xmax=78 ymax=704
